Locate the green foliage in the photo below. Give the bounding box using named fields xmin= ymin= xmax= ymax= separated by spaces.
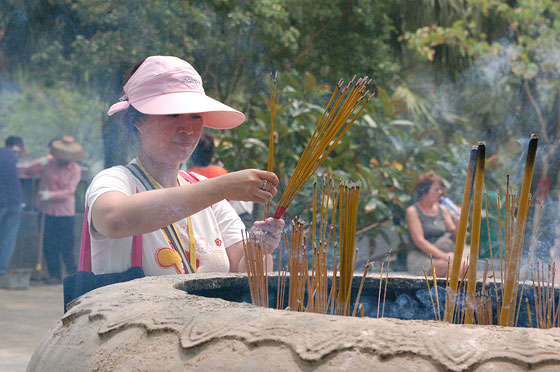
xmin=401 ymin=0 xmax=560 ymax=189
xmin=216 ymin=70 xmax=466 ymax=241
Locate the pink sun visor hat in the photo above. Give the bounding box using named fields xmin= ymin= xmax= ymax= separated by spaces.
xmin=107 ymin=56 xmax=245 ymax=129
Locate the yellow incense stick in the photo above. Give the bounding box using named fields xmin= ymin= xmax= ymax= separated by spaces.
xmin=499 ymin=134 xmax=538 ymax=325
xmin=273 ymin=78 xmax=372 ymax=218
xmin=465 ymin=142 xmax=486 ymax=324
xmin=444 ymin=146 xmax=477 ymax=322
xmin=265 ymin=72 xmax=277 ymax=218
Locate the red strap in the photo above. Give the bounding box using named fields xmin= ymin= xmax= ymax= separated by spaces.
xmin=179 ymin=170 xmax=200 ymax=183
xmin=131 ymin=235 xmax=143 ymax=267
xmin=78 ymin=204 xmax=142 ymax=273
xmin=78 ymin=205 xmax=92 ymax=272
xmin=79 ymin=172 xmax=197 ymax=273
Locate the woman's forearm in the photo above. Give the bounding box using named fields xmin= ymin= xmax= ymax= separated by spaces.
xmin=93 ymin=178 xmax=230 ymax=238
xmin=414 ymin=238 xmax=447 ymax=260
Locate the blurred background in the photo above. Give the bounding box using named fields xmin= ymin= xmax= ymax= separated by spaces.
xmin=1 ymin=0 xmax=560 ymax=277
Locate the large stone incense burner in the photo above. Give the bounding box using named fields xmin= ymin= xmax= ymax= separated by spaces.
xmin=28 ymin=273 xmax=560 ymax=371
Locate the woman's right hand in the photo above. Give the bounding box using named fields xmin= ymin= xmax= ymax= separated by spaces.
xmin=220 ymin=169 xmax=279 ymax=203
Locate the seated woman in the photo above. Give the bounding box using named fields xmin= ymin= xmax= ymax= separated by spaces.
xmin=406 ymin=172 xmax=464 ymax=277
xmin=86 ymin=56 xmax=284 ymax=276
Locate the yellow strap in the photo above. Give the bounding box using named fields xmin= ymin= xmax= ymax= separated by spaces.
xmin=136 ymin=157 xmax=197 ymax=273
xmin=187 ymin=216 xmax=196 ymax=271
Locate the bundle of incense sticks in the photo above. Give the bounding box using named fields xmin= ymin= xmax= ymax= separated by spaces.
xmin=272 ymin=76 xmax=373 ymax=219
xmin=269 ymin=177 xmax=375 ymax=316
xmin=336 ymin=181 xmax=361 ymax=316
xmin=437 ymin=134 xmax=547 ymax=326
xmin=242 ymin=231 xmax=269 ymax=308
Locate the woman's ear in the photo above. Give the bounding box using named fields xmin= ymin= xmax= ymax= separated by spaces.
xmin=134 ymin=116 xmax=147 ymax=134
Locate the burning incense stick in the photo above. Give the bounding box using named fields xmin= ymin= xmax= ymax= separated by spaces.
xmin=499 ymin=134 xmax=539 ymax=326
xmin=444 ymin=146 xmax=477 ymax=323
xmin=273 ymin=77 xmax=373 ymax=218
xmin=337 ymin=182 xmax=360 ymax=315
xmin=484 ymin=192 xmax=501 ymax=319
xmin=465 ymin=142 xmax=486 ymax=324
xmin=424 ymin=268 xmax=438 ymax=320
xmin=352 ymin=263 xmax=370 ymax=317
xmin=265 ymin=72 xmax=278 ymax=218
xmin=431 ymin=255 xmax=441 ymax=321
xmin=382 ymin=251 xmax=392 ymax=318
xmin=377 ymin=262 xmax=384 ymax=318
xmin=243 ymin=231 xmax=270 ymax=307
xmin=526 ymin=297 xmax=533 ymax=328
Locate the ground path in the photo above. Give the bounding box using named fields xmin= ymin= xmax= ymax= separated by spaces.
xmin=0 ymin=284 xmax=62 ymax=372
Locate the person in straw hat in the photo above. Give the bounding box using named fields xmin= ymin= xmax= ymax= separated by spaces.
xmin=85 ymin=56 xmax=284 ymax=277
xmin=20 ymin=136 xmax=83 ymax=283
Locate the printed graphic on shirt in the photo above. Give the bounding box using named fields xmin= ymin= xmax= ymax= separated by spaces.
xmin=155 ymin=247 xmax=184 ymax=274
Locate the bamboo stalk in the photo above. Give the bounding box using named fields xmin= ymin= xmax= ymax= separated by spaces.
xmin=499 ymin=134 xmax=539 ymax=326
xmin=444 ymin=146 xmax=477 ymax=322
xmin=466 ymin=142 xmax=486 ymax=324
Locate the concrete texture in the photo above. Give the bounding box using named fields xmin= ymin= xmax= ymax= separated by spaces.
xmin=0 ymin=284 xmax=63 ymax=372
xmin=27 ymin=274 xmax=560 ymax=372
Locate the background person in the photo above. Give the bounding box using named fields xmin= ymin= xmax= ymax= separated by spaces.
xmin=406 ymin=171 xmax=465 ymax=277
xmin=188 ymin=132 xmax=254 ymax=225
xmin=87 ymin=55 xmax=283 ymax=276
xmin=0 ymin=136 xmax=25 ymax=279
xmin=20 ymin=136 xmax=83 ymax=283
xmin=187 ymin=132 xmax=228 ymax=178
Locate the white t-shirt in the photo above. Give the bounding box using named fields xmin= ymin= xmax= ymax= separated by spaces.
xmin=86 ymin=160 xmax=246 ymax=275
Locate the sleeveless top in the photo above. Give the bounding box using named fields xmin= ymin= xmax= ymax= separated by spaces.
xmin=410 ymin=203 xmax=447 ymax=250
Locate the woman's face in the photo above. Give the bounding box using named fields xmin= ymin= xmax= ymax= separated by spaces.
xmin=136 ymin=114 xmax=204 ymax=165
xmin=423 ymin=181 xmax=443 ymax=203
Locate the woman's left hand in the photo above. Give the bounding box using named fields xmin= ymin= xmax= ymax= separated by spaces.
xmin=251 ymin=217 xmax=285 ymax=254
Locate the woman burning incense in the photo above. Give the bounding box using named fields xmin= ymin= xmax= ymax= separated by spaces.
xmin=406 ymin=172 xmax=466 ymax=277
xmin=85 ymin=56 xmax=284 ymax=276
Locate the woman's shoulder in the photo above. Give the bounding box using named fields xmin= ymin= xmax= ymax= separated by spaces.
xmin=406 ymin=204 xmax=419 ymax=219
xmin=88 ymin=165 xmax=135 ymax=193
xmin=406 ymin=204 xmax=418 ymax=214
xmin=92 ymin=164 xmax=131 ymax=181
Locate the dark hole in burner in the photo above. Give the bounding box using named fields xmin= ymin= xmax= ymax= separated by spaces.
xmin=178 ymin=275 xmax=553 ymax=327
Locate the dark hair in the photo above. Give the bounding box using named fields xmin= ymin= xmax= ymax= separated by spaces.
xmin=415 ymin=172 xmax=442 ymax=200
xmin=5 ymin=136 xmax=23 ymax=148
xmin=121 ymin=58 xmax=149 ymax=136
xmin=190 ymin=132 xmax=214 ymax=167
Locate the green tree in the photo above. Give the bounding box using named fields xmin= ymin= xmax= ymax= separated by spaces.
xmin=1 ymin=0 xmax=399 ymax=166
xmin=401 ymin=0 xmax=560 ymax=188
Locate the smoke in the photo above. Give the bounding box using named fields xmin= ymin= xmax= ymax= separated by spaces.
xmin=0 ymin=78 xmax=105 ymax=175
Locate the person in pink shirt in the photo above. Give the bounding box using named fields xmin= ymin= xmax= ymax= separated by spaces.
xmin=21 ymin=136 xmax=83 ymax=283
